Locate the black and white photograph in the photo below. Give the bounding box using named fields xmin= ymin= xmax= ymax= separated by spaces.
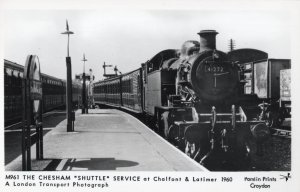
xmin=1 ymin=0 xmax=300 ymax=191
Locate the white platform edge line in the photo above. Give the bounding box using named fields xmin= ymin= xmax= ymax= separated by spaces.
xmin=56 ymin=158 xmax=69 ymax=171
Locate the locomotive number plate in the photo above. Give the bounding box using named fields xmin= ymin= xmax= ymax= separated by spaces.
xmin=205 ymin=66 xmax=224 ymax=73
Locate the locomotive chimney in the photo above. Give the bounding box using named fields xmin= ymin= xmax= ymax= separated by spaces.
xmin=198 ymin=30 xmax=218 ymax=52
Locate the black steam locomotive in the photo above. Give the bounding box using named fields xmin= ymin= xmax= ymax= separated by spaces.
xmin=94 ymin=30 xmax=270 ymax=169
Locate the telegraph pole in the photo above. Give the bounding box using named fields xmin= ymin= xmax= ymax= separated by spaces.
xmin=61 ymin=20 xmax=74 ymax=132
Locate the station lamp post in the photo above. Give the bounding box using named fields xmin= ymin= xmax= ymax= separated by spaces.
xmin=61 ymin=20 xmax=74 ymax=132
xmin=82 ymin=54 xmax=88 ymax=114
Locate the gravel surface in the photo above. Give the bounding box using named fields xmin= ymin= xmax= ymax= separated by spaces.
xmin=249 ymin=136 xmax=291 ymax=171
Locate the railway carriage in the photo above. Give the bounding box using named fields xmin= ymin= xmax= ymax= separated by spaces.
xmin=4 ymin=60 xmax=24 ymax=125
xmin=241 ymin=59 xmax=291 ymax=100
xmin=72 ymin=81 xmax=82 ymax=108
xmin=42 ymin=73 xmax=66 ymax=111
xmin=240 ymin=59 xmax=291 ymax=127
xmin=94 ymin=68 xmax=143 ymax=112
xmin=4 ymin=59 xmax=82 ymax=126
xmin=278 ymin=69 xmax=291 ymax=124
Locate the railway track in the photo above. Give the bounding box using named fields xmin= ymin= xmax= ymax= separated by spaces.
xmin=4 ymin=110 xmax=66 ymax=130
xmin=269 ymin=118 xmax=291 ymax=138
xmin=270 ymin=128 xmax=291 ymax=138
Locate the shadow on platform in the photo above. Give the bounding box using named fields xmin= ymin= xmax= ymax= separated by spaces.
xmin=44 ymin=158 xmax=139 ymax=171
xmin=5 ymin=114 xmax=66 ymax=165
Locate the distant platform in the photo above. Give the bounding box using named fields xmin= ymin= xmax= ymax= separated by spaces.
xmin=6 ymin=109 xmax=206 ymax=171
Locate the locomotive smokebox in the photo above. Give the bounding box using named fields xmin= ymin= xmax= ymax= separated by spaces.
xmin=198 ymin=30 xmax=218 ymax=52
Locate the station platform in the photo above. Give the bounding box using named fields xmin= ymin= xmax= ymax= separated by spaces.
xmin=5 ymin=109 xmax=206 ymax=171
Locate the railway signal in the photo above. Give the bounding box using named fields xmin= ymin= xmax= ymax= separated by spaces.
xmin=114 ymin=66 xmax=122 ymax=75
xmin=103 ymin=62 xmax=120 ymax=78
xmin=103 ymin=62 xmax=112 ymax=77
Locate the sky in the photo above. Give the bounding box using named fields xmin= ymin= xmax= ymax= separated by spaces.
xmin=3 ymin=9 xmax=292 ymax=81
